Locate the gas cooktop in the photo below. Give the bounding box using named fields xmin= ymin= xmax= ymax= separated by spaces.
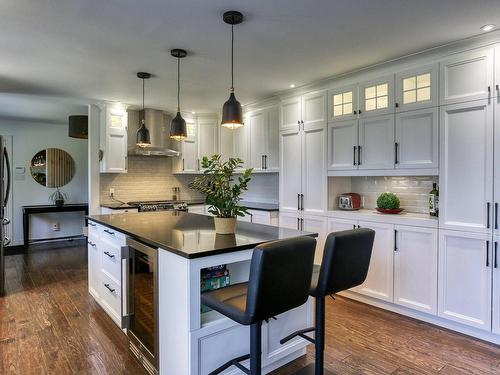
xmin=127 ymin=200 xmax=188 ymax=212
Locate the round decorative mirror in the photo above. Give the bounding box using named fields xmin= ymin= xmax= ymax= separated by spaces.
xmin=30 ymin=148 xmax=75 ymax=187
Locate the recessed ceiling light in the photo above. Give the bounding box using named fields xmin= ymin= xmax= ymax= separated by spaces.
xmin=191 ymin=111 xmax=196 ymax=114
xmin=481 ymin=24 xmax=496 ymax=32
xmin=289 ymin=84 xmax=296 ymax=88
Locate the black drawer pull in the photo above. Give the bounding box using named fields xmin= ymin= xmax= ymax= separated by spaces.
xmin=353 ymin=146 xmax=357 ymax=166
xmin=104 ymin=229 xmax=115 ymax=235
xmin=104 ymin=251 xmax=115 ymax=258
xmin=487 ymin=202 xmax=491 ymax=229
xmin=494 ymin=242 xmax=498 ymax=269
xmin=104 ymin=283 xmax=116 ymax=293
xmin=486 ymin=241 xmax=490 ymax=267
xmin=87 ymin=241 xmax=96 ymax=247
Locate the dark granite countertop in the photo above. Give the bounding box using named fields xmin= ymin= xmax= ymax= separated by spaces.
xmin=88 ymin=211 xmax=316 ymax=259
xmin=241 ymin=201 xmax=279 ymax=211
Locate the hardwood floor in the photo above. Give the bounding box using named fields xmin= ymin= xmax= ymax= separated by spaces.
xmin=1 ymin=241 xmax=499 ymax=375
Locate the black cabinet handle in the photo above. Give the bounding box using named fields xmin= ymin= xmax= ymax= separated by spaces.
xmin=104 ymin=283 xmax=116 ymax=293
xmin=394 ymin=230 xmax=398 ymax=252
xmin=265 ymin=155 xmax=268 ymax=169
xmin=297 ymin=121 xmax=301 ymax=131
xmin=494 ymin=242 xmax=498 ymax=269
xmin=197 ymin=159 xmax=200 ymax=171
xmin=104 ymin=229 xmax=115 ymax=236
xmin=87 ymin=241 xmax=96 ymax=247
xmin=353 ymin=146 xmax=357 ymax=166
xmin=182 ymin=158 xmax=185 ymax=171
xmin=297 ymin=218 xmax=300 ymax=231
xmin=357 ymin=146 xmax=361 ymax=166
xmin=495 ymin=203 xmax=498 ymax=230
xmin=104 ymin=251 xmax=115 ymax=259
xmin=395 ymin=143 xmax=399 ymax=164
xmin=487 ymin=202 xmax=491 ymax=229
xmin=352 ymin=224 xmax=356 ymax=229
xmin=486 ymin=241 xmax=490 ymax=267
xmin=496 ymin=84 xmax=499 ymax=91
xmin=358 ymin=109 xmax=362 ymax=114
xmin=488 ymin=86 xmax=491 ymax=93
xmin=297 ymin=194 xmax=300 ymax=211
xmin=353 ymin=110 xmax=357 ymax=115
xmin=261 ymin=155 xmax=264 ymax=169
xmin=395 ymin=103 xmax=399 ymax=108
xmin=301 ymin=218 xmax=304 ymax=231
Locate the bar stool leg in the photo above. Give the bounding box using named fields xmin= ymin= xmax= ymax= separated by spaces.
xmin=315 ymin=297 xmax=325 ymax=375
xmin=250 ymin=321 xmax=262 ymax=375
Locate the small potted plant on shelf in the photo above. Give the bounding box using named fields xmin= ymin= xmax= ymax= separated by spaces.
xmin=49 ymin=187 xmax=68 ymax=207
xmin=376 ymin=192 xmax=403 ymax=214
xmin=189 ymin=155 xmax=253 ymax=234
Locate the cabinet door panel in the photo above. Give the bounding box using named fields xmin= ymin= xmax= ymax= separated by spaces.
xmin=328 ymin=120 xmax=358 ymax=170
xmin=280 ymin=96 xmax=301 ymax=131
xmin=495 ymin=100 xmax=500 ymax=237
xmin=181 ymin=139 xmax=198 ymax=172
xmin=493 ymin=236 xmax=500 ymax=334
xmin=354 ymin=221 xmax=394 ymax=302
xmin=395 ymin=108 xmax=438 ymax=169
xmin=328 ymin=84 xmax=358 ymax=122
xmin=394 ymin=226 xmax=438 ymax=314
xmin=249 ymin=110 xmax=267 ymax=170
xmin=440 ymin=100 xmax=493 ymax=233
xmin=327 ymin=217 xmax=357 ymax=232
xmin=197 ymin=118 xmax=218 ymax=160
xmin=106 ymin=133 xmax=128 ymax=172
xmin=395 ymin=64 xmax=438 ymax=112
xmin=88 ymin=239 xmax=100 ymax=298
xmin=266 ymin=106 xmax=280 ymax=171
xmin=279 ymin=130 xmax=302 ymax=213
xmin=359 ymin=75 xmax=395 ymax=117
xmin=302 ymin=126 xmax=327 ymax=215
xmin=302 ymin=91 xmax=327 ymax=130
xmin=102 ymin=108 xmax=128 ymax=173
xmin=278 ymin=213 xmax=300 ymax=230
xmin=233 ymin=123 xmax=249 ymax=169
xmin=302 ymin=215 xmax=327 ymax=264
xmin=358 ymin=115 xmax=395 ymax=170
xmin=440 ymin=48 xmax=494 ymax=105
xmin=438 ymin=230 xmax=492 ymax=330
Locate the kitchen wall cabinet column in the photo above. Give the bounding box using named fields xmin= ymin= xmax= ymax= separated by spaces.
xmin=247 ymin=105 xmax=279 ymax=171
xmin=493 ymin=236 xmax=500 ymax=334
xmin=394 ymin=225 xmax=438 ymax=314
xmin=100 ymin=105 xmax=128 ymax=173
xmin=495 ymin=97 xmax=500 ymax=238
xmin=279 ymin=128 xmax=302 ymax=212
xmin=439 ymin=100 xmax=493 ymax=233
xmin=438 ymin=230 xmax=492 ymax=331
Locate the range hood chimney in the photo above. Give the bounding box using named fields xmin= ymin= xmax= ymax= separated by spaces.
xmin=128 ymin=109 xmax=180 ymax=157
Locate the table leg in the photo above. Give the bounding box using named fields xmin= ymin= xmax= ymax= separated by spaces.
xmin=23 ymin=212 xmax=29 ymax=249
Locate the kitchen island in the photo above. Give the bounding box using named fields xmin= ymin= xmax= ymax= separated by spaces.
xmin=87 ymin=211 xmax=317 ymax=375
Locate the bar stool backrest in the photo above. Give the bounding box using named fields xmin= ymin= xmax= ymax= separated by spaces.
xmin=245 ymin=236 xmax=317 ymax=324
xmin=314 ymin=228 xmax=375 ymax=297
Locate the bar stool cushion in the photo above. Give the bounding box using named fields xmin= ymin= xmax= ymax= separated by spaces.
xmin=310 ymin=228 xmax=375 ymax=298
xmin=201 ymin=282 xmax=249 ymax=324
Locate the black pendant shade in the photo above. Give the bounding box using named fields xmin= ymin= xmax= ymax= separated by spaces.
xmin=221 ymin=92 xmax=243 ymax=129
xmin=170 ymin=49 xmax=188 ymax=141
xmin=221 ymin=11 xmax=244 ymax=129
xmin=136 ymin=72 xmax=151 ymax=147
xmin=68 ymin=115 xmax=88 ymax=139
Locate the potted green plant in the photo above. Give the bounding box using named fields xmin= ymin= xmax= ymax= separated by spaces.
xmin=49 ymin=187 xmax=68 ymax=207
xmin=189 ymin=155 xmax=252 ymax=234
xmin=376 ymin=192 xmax=403 ymax=214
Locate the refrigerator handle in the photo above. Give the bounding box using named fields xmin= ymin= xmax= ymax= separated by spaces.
xmin=3 ymin=148 xmax=10 ymax=206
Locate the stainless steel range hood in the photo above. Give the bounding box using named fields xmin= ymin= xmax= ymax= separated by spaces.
xmin=127 ymin=109 xmax=180 ymax=157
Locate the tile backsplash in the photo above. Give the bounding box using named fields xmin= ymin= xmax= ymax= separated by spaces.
xmin=100 ymin=156 xmax=205 ymax=204
xmin=329 ymin=176 xmax=438 ymax=214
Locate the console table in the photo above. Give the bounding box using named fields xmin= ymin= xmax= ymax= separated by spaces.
xmin=22 ymin=203 xmax=89 ymax=248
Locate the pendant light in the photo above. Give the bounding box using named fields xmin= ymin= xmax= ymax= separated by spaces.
xmin=136 ymin=72 xmax=151 ymax=147
xmin=221 ymin=11 xmax=244 ymax=129
xmin=170 ymin=49 xmax=188 ymax=141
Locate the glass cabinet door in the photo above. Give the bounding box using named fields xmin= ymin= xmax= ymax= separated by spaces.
xmin=395 ymin=64 xmax=438 ymax=112
xmin=359 ymin=75 xmax=394 ymax=117
xmin=328 ymin=84 xmax=358 ymax=122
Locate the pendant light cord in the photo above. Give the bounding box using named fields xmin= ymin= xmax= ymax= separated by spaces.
xmin=231 ymin=23 xmax=234 ymax=91
xmin=177 ymin=57 xmax=181 ymax=111
xmin=142 ymin=77 xmax=145 ymax=124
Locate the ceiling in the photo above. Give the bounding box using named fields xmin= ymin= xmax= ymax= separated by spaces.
xmin=2 ymin=0 xmax=500 ymax=120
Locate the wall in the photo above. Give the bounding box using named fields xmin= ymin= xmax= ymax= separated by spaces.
xmin=0 ymin=120 xmax=88 ymax=245
xmin=328 ymin=176 xmax=438 ymax=214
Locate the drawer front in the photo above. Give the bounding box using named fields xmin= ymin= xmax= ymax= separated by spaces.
xmin=88 ymin=220 xmax=99 ymax=239
xmin=99 ymin=271 xmax=122 ymax=322
xmin=99 ymin=225 xmax=126 ymax=245
xmin=100 ymin=238 xmax=122 ymax=283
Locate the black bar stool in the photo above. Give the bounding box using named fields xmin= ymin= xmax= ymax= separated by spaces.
xmin=280 ymin=228 xmax=375 ymax=375
xmin=201 ymin=236 xmax=317 ymax=375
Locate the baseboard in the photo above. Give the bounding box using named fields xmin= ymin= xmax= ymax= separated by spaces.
xmin=4 ymin=237 xmax=86 ymax=256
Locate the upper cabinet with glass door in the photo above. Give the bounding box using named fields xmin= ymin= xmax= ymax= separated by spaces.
xmin=359 ymin=76 xmax=394 ymax=117
xmin=328 ymin=84 xmax=358 ymax=122
xmin=395 ymin=64 xmax=438 ymax=112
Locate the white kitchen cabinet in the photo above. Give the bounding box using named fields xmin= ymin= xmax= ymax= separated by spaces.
xmin=359 ymin=75 xmax=394 ymax=118
xmin=327 ymin=120 xmax=358 ymax=170
xmin=358 ymin=114 xmax=395 ymax=170
xmin=493 ymin=236 xmax=500 ymax=334
xmin=279 ymin=129 xmax=302 ymax=212
xmin=278 ymin=212 xmax=301 ymax=231
xmin=188 ymin=204 xmax=206 ymax=215
xmin=247 ymin=210 xmax=279 ymax=227
xmin=280 ymin=96 xmax=302 ymax=131
xmin=327 ymin=217 xmax=357 ymax=232
xmin=495 ymin=98 xmax=500 ymax=237
xmin=247 ymin=105 xmax=280 ymax=171
xmin=197 ymin=116 xmax=218 ymax=161
xmin=395 ymin=107 xmax=439 ymax=170
xmin=354 ymin=221 xmax=394 ymax=302
xmin=233 ymin=121 xmax=249 ymax=169
xmin=439 ymin=48 xmax=494 ymax=106
xmin=395 ymin=64 xmax=438 ymax=112
xmin=328 ymin=84 xmax=358 ymax=122
xmin=440 ymin=100 xmax=494 ymax=234
xmin=87 ymin=223 xmax=100 ymax=299
xmin=100 ymin=106 xmax=128 ymax=173
xmin=438 ymin=230 xmax=492 ymax=331
xmin=394 ymin=225 xmax=438 ymax=315
xmin=280 ymin=91 xmax=327 ymax=131
xmin=181 ymin=138 xmax=198 ymax=172
xmin=302 ymin=215 xmax=327 ymax=264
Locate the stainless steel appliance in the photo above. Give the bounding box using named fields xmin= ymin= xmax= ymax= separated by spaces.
xmin=122 ymin=237 xmax=159 ymax=375
xmin=0 ymin=136 xmax=11 ymax=297
xmin=127 ymin=200 xmax=188 ymax=212
xmin=338 ymin=193 xmax=363 ymax=210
